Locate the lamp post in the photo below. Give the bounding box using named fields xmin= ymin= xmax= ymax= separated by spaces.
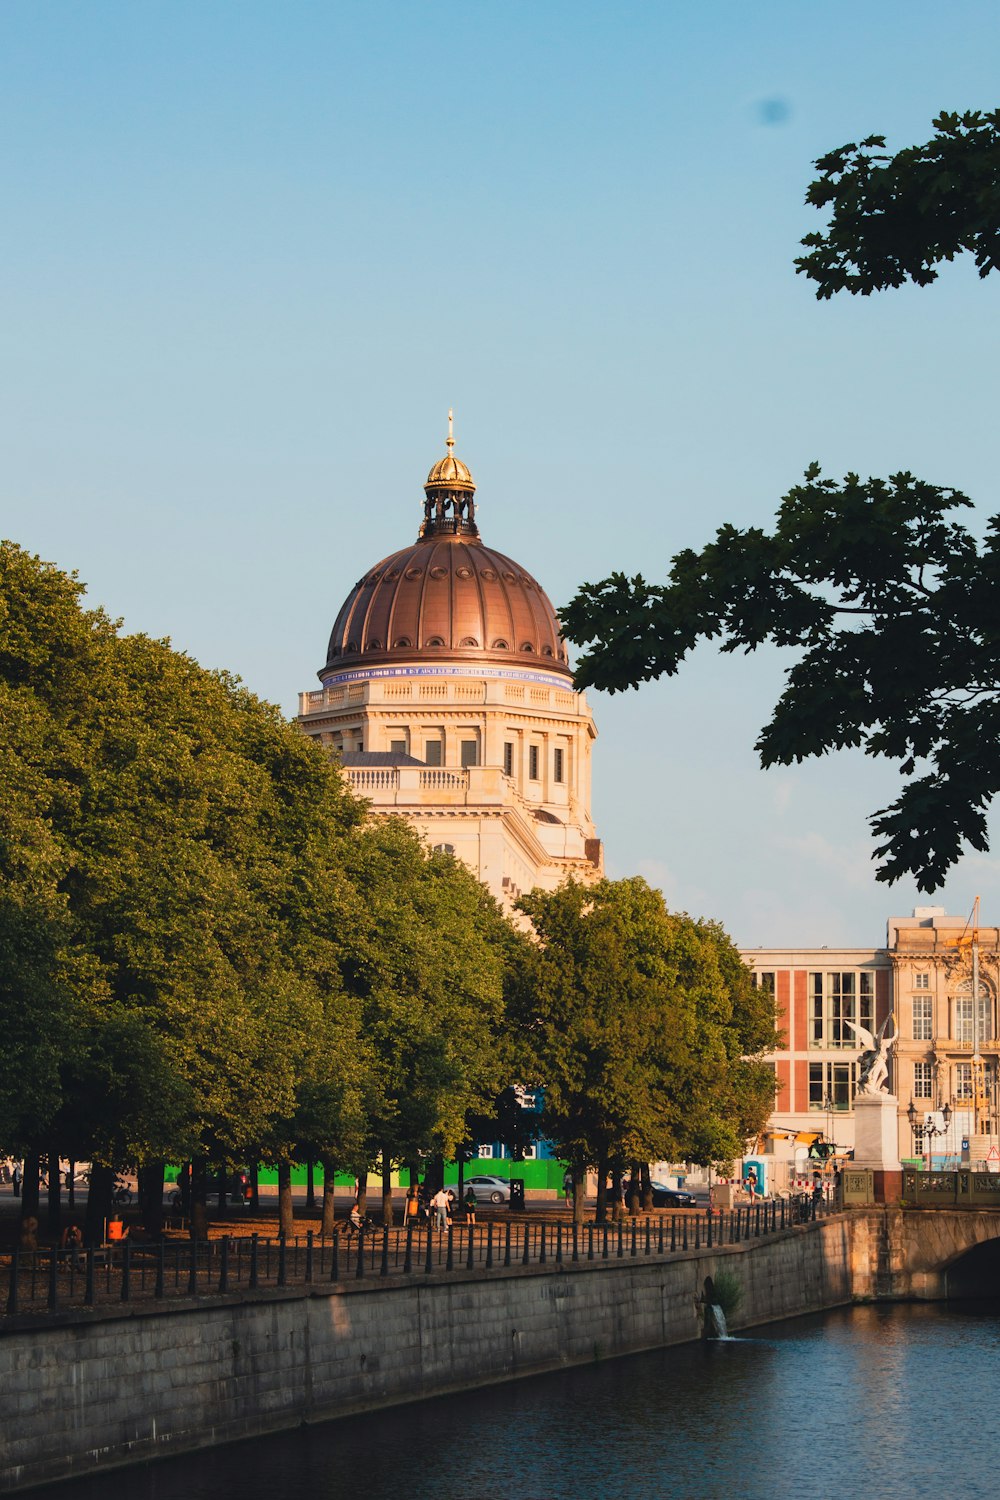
xmin=921 ymin=1102 xmax=952 ymax=1172
xmin=906 ymin=1099 xmax=916 ymax=1159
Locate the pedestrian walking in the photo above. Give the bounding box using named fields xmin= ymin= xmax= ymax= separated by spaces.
xmin=431 ymin=1186 xmax=449 ymax=1231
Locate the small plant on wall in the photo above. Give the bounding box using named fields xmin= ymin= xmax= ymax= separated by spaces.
xmin=710 ymin=1269 xmax=743 ymax=1321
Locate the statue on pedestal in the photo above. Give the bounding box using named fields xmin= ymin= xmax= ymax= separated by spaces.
xmin=846 ymin=1012 xmax=896 ymax=1096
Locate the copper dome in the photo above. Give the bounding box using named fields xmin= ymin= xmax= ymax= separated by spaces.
xmin=322 ymin=421 xmax=571 ymax=681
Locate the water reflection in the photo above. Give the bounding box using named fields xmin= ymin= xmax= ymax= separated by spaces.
xmin=32 ymin=1304 xmax=1000 ymax=1500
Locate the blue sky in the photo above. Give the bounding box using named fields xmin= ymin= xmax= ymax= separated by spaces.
xmin=3 ymin=2 xmax=999 ymax=945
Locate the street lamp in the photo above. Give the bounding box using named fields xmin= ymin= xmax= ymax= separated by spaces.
xmin=920 ymin=1102 xmax=952 ymax=1172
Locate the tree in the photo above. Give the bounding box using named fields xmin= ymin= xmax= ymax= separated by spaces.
xmin=511 ymin=878 xmax=775 ymax=1222
xmin=562 ymin=113 xmax=1000 ymax=889
xmin=0 ymin=542 xmax=369 ymax=1237
xmin=795 ymin=110 xmax=1000 ymax=297
xmin=335 ymin=818 xmax=520 ymax=1223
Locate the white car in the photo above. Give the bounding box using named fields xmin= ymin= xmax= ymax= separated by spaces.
xmin=461 ymin=1175 xmax=511 ymax=1204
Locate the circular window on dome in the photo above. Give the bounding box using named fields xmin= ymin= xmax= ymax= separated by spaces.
xmin=426 ymin=636 xmax=445 ymax=647
xmin=520 ymin=642 xmax=535 ymax=653
xmin=502 ymin=570 xmax=517 ymax=583
xmin=367 ymin=572 xmax=381 ymax=585
xmin=366 ymin=640 xmax=382 ymax=650
xmin=430 ymin=566 xmax=448 ymax=579
xmin=405 ymin=567 xmax=422 ymax=580
xmin=385 ymin=568 xmax=400 ymax=580
xmin=480 ymin=568 xmax=497 ymax=581
xmin=347 ymin=641 xmax=359 ymax=653
xmin=456 ymin=566 xmax=472 ymax=579
xmin=393 ymin=636 xmax=412 ymax=648
xmin=520 ymin=576 xmax=534 ymax=589
xmin=459 ymin=636 xmax=479 ymax=647
xmin=541 ymin=644 xmax=553 ymax=656
xmin=492 ymin=639 xmax=510 ymax=651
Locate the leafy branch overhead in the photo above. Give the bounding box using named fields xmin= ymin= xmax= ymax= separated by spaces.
xmin=796 ymin=110 xmax=1000 ymax=296
xmin=562 ymin=468 xmax=1000 ymax=891
xmin=563 ymin=110 xmax=1000 ymax=890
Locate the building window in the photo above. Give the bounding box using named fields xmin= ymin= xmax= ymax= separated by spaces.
xmin=914 ymin=973 xmax=930 ymax=989
xmin=809 ymin=972 xmax=874 ymax=1048
xmin=528 ymin=745 xmax=540 ymax=780
xmin=431 ymin=843 xmax=455 ymax=856
xmin=754 ymin=972 xmax=776 ymax=994
xmin=808 ymin=1060 xmax=857 ymax=1109
xmin=956 ymin=1062 xmax=973 ymax=1100
xmin=477 ymin=1145 xmax=494 ymax=1159
xmin=503 ymin=742 xmax=514 ymax=777
xmin=553 ymin=747 xmax=564 ymax=784
xmin=912 ymin=996 xmax=933 ymax=1042
xmin=460 ymin=740 xmax=478 ymax=768
xmin=424 ymin=740 xmax=442 ymax=766
xmin=389 ymin=738 xmax=407 ymax=757
xmin=913 ymin=1062 xmax=933 ymax=1098
xmin=954 ymin=994 xmax=991 ymax=1045
xmin=912 ymin=1125 xmax=925 ymax=1157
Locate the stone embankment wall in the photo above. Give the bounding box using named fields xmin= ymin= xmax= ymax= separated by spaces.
xmin=0 ymin=1218 xmax=855 ymax=1493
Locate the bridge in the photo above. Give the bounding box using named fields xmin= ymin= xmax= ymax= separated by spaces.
xmin=847 ymin=1169 xmax=1000 ymax=1300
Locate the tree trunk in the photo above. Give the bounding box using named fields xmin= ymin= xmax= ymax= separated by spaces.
xmin=216 ymin=1165 xmax=227 ymax=1211
xmin=84 ymin=1162 xmax=112 ymax=1247
xmin=640 ymin=1161 xmax=653 ymax=1211
xmin=572 ymin=1163 xmax=586 ymax=1224
xmin=191 ymin=1156 xmax=209 ymax=1240
xmin=249 ymin=1162 xmax=259 ymax=1211
xmin=277 ymin=1161 xmax=295 ymax=1239
xmin=611 ymin=1167 xmax=624 ymax=1222
xmin=595 ymin=1155 xmax=608 ymax=1224
xmin=355 ymin=1168 xmax=368 ymax=1216
xmin=46 ymin=1145 xmax=62 ymax=1238
xmin=381 ymin=1150 xmax=393 ymax=1227
xmin=139 ymin=1160 xmax=165 ymax=1237
xmin=457 ymin=1150 xmax=466 ymax=1204
xmin=67 ymin=1159 xmax=76 ymax=1211
xmin=627 ymin=1162 xmax=641 ymax=1217
xmin=305 ymin=1155 xmax=315 ymax=1211
xmin=321 ymin=1158 xmax=337 ymax=1238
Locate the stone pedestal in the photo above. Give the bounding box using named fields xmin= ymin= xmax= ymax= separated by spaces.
xmin=853 ymin=1092 xmax=903 ymax=1204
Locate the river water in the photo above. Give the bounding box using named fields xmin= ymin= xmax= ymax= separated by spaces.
xmin=32 ymin=1303 xmax=1000 ymax=1500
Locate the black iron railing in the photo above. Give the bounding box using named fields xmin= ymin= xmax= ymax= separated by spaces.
xmin=2 ymin=1197 xmax=835 ymax=1320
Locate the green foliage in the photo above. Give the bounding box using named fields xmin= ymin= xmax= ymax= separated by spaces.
xmin=511 ymin=878 xmax=776 ymax=1173
xmin=796 ymin=110 xmax=1000 ymax=296
xmin=0 ymin=540 xmax=370 ymax=1168
xmin=562 ymin=467 xmax=997 ymax=889
xmin=709 ymin=1268 xmax=743 ymax=1320
xmin=562 ymin=110 xmax=1000 ymax=892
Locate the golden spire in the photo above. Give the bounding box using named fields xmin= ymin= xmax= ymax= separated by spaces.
xmin=447 ymin=408 xmax=454 ymax=453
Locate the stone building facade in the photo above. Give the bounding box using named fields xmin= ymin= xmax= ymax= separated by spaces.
xmin=297 ymin=420 xmax=602 ymax=909
xmin=742 ymin=905 xmax=1000 ymax=1180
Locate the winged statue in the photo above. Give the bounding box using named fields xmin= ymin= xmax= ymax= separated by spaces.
xmin=845 ymin=1012 xmax=896 ymax=1096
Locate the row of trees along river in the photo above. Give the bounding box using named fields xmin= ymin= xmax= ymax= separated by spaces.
xmin=0 ymin=541 xmax=777 ymax=1248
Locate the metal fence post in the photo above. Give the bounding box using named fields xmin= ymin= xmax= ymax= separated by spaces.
xmin=48 ymin=1248 xmax=59 ymax=1311
xmin=120 ymin=1240 xmax=131 ymax=1303
xmin=249 ymin=1235 xmax=259 ymax=1290
xmin=572 ymin=1225 xmax=579 ymax=1263
xmin=706 ymin=1211 xmax=713 ymax=1249
xmin=521 ymin=1225 xmax=530 ymax=1267
xmin=539 ymin=1225 xmax=547 ymax=1265
xmin=5 ymin=1246 xmax=19 ymax=1316
xmin=486 ymin=1223 xmax=494 ymax=1269
xmin=305 ymin=1230 xmax=315 ymax=1284
xmin=355 ymin=1228 xmax=366 ymax=1280
xmin=188 ymin=1240 xmax=198 ymax=1296
xmin=504 ymin=1222 xmax=512 ymax=1268
xmin=555 ymin=1224 xmax=562 ymax=1265
xmin=424 ymin=1228 xmax=433 ymax=1275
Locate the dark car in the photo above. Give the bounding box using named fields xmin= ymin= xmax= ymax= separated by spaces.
xmin=650 ymin=1181 xmax=697 ymax=1208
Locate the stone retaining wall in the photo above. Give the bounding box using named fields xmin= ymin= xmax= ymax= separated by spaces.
xmin=0 ymin=1218 xmax=855 ymax=1493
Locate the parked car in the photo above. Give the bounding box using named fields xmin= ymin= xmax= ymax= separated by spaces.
xmin=461 ymin=1175 xmax=511 ymax=1204
xmin=650 ymin=1182 xmax=698 ymax=1208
